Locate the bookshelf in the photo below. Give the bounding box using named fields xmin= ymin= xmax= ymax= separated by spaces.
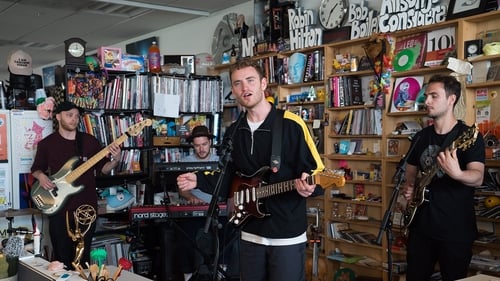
xmin=210 ymin=10 xmax=500 ymax=280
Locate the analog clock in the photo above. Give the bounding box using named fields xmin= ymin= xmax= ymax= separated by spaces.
xmin=64 ymin=37 xmax=87 ymax=66
xmin=319 ymin=0 xmax=347 ymax=30
xmin=464 ymin=39 xmax=483 ymax=58
xmin=68 ymin=42 xmax=85 ymax=57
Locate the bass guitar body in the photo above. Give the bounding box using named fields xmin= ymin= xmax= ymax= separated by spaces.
xmin=31 ymin=156 xmax=84 ymax=215
xmin=30 ymin=118 xmax=153 ymax=215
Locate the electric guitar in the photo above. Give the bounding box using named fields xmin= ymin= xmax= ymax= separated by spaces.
xmin=229 ymin=167 xmax=345 ymax=227
xmin=402 ymin=124 xmax=478 ymax=230
xmin=31 ymin=119 xmax=153 ymax=215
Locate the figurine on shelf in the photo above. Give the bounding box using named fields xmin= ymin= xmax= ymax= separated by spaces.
xmin=235 ymin=14 xmax=249 ymax=39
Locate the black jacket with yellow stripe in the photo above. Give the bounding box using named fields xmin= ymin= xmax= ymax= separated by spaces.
xmin=196 ymin=105 xmax=324 ymax=239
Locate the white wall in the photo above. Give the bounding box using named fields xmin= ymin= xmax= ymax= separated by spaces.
xmin=33 ymin=0 xmax=325 ymax=75
xmin=34 ymin=1 xmax=255 ymax=75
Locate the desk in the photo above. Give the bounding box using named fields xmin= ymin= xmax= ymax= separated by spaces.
xmin=19 ymin=256 xmax=152 ymax=281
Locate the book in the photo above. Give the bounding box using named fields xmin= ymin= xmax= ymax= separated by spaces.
xmin=327 ymin=253 xmax=365 ymax=263
xmin=389 ymin=76 xmax=425 ymax=112
xmin=330 ymin=222 xmax=349 ymax=239
xmin=393 ymin=33 xmax=427 ymax=72
xmin=349 ymin=76 xmax=363 ymax=105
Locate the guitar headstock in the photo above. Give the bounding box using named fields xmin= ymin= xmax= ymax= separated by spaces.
xmin=452 ymin=124 xmax=478 ymax=151
xmin=316 ymin=169 xmax=346 ymax=188
xmin=127 ymin=119 xmax=153 ymax=136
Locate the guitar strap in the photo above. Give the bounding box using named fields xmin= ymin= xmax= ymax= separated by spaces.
xmin=439 ymin=120 xmax=465 ymax=151
xmin=76 ymin=131 xmax=83 ymax=159
xmin=270 ymin=109 xmax=284 ymax=173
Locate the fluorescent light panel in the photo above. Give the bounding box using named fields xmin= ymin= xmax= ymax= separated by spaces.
xmin=94 ymin=0 xmax=210 ymax=16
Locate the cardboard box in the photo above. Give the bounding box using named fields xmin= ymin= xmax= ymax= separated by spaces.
xmin=98 ymin=46 xmax=122 ymax=70
xmin=153 ymin=136 xmax=181 ymax=147
xmin=121 ymin=54 xmax=145 ymax=72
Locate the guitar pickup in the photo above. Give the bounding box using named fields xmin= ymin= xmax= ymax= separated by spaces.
xmin=33 ymin=195 xmax=45 ymax=208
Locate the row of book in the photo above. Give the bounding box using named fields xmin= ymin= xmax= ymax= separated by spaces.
xmin=253 ymin=50 xmax=325 ymax=85
xmin=101 ymin=74 xmax=150 ymax=110
xmin=116 ymin=149 xmax=143 ymax=174
xmin=335 ymin=108 xmax=383 ymax=136
xmin=79 ymin=112 xmax=147 ymax=148
xmin=151 ymin=75 xmax=223 ymax=113
xmin=329 ymin=76 xmax=366 ymax=108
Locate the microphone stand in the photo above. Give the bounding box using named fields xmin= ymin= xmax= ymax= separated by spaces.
xmin=204 ymin=111 xmax=244 ymax=281
xmin=374 ymin=134 xmax=420 ymax=281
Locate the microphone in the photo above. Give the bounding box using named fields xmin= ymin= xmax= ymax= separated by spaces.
xmin=374 ymin=133 xmax=421 ymax=246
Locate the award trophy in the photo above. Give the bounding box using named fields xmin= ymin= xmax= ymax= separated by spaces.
xmin=66 ymin=204 xmax=96 ymax=270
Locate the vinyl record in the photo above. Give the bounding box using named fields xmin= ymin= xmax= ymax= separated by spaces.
xmin=392 ymin=76 xmax=424 ymax=111
xmin=394 ymin=48 xmax=416 ymax=72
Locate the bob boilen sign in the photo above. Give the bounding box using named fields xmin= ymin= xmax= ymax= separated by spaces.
xmin=348 ymin=0 xmax=381 ymax=39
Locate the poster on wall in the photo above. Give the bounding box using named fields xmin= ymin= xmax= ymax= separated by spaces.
xmin=0 ymin=111 xmax=11 ymax=210
xmin=11 ymin=110 xmax=53 ymax=209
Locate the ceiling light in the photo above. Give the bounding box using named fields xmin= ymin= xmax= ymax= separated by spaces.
xmin=94 ymin=0 xmax=210 ymax=16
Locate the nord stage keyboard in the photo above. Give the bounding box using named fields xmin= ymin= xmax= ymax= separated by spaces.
xmin=154 ymin=161 xmax=219 ymax=172
xmin=129 ymin=203 xmax=228 ymax=221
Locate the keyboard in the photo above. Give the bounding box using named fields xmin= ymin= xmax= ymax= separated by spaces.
xmin=129 ymin=203 xmax=227 ymax=221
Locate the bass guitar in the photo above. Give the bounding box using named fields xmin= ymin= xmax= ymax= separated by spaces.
xmin=31 ymin=119 xmax=153 ymax=215
xmin=229 ymin=167 xmax=345 ymax=227
xmin=402 ymin=124 xmax=478 ymax=230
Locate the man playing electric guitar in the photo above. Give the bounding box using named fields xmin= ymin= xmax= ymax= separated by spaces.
xmin=177 ymin=59 xmax=325 ymax=281
xmin=402 ymin=75 xmax=485 ymax=281
xmin=31 ymin=101 xmax=121 ymax=269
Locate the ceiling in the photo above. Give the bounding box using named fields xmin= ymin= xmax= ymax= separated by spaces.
xmin=0 ymin=0 xmax=249 ymax=82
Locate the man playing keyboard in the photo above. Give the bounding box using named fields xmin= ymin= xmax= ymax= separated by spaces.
xmin=178 ymin=125 xmax=219 ymax=280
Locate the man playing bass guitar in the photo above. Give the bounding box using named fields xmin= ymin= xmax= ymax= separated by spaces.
xmin=31 ymin=101 xmax=121 ymax=269
xmin=402 ymin=75 xmax=485 ymax=281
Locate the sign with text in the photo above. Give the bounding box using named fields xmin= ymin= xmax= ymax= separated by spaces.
xmin=378 ymin=0 xmax=448 ymax=33
xmin=347 ymin=0 xmax=381 ymax=39
xmin=288 ymin=8 xmax=322 ymax=50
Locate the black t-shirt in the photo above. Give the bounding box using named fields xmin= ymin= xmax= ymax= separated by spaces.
xmin=407 ymin=121 xmax=485 ymax=242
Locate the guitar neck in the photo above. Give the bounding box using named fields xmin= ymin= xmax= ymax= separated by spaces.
xmin=257 ymin=176 xmax=314 ymax=199
xmin=65 ymin=133 xmax=129 ymax=184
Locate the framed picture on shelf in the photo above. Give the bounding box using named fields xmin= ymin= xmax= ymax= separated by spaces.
xmin=446 ymin=0 xmax=488 ymax=20
xmin=181 ymin=55 xmax=195 ymax=74
xmin=389 ymin=76 xmax=425 ymax=113
xmin=387 ymin=139 xmax=400 ymax=156
xmin=287 ymin=105 xmax=302 ymax=117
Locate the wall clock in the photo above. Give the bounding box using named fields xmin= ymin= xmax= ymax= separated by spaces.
xmin=319 ymin=0 xmax=347 ymax=30
xmin=65 ymin=37 xmax=87 ymax=66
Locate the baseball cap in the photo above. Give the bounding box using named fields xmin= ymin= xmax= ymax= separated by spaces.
xmin=7 ymin=50 xmax=33 ymax=76
xmin=54 ymin=101 xmax=83 ymax=114
xmin=186 ymin=125 xmax=214 ymax=142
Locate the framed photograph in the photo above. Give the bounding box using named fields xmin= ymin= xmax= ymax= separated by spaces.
xmin=447 ymin=0 xmax=488 ymax=20
xmin=181 ymin=55 xmax=195 ymax=74
xmin=387 ymin=139 xmax=400 ymax=156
